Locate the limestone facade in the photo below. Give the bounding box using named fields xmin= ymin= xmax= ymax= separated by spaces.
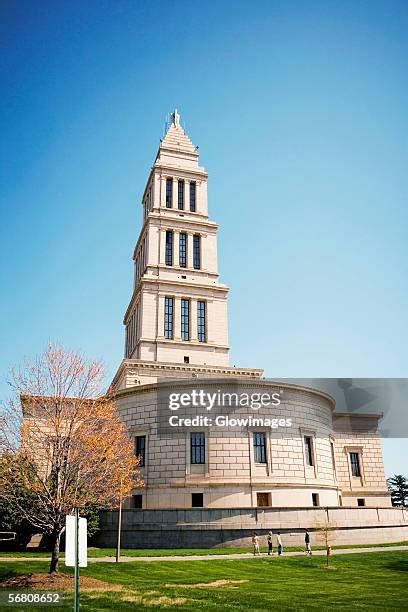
xmin=114 ymin=378 xmax=391 ymax=510
xmin=122 ymin=109 xmax=229 ymax=367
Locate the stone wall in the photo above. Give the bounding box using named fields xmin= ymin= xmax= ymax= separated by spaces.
xmin=93 ymin=506 xmax=408 ymax=549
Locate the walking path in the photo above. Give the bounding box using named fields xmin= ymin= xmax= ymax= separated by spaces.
xmin=1 ymin=545 xmax=407 ymax=563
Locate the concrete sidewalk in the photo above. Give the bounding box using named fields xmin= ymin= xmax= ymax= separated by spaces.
xmin=1 ymin=545 xmax=407 ymax=563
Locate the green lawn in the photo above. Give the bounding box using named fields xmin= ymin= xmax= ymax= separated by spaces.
xmin=0 ymin=551 xmax=407 ymax=610
xmin=0 ymin=541 xmax=406 ymax=558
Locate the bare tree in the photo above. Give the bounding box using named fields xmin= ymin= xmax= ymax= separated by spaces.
xmin=0 ymin=343 xmax=142 ymax=573
xmin=313 ymin=512 xmax=337 ymax=567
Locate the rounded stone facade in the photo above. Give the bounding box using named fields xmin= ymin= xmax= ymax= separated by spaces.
xmin=114 ymin=379 xmax=375 ymax=509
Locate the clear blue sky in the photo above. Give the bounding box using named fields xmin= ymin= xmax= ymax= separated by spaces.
xmin=1 ymin=0 xmax=407 ymax=474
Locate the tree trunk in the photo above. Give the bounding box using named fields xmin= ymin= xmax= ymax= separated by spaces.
xmin=49 ymin=530 xmax=61 ymax=574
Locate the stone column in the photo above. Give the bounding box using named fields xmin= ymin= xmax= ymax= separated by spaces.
xmin=187 ymin=233 xmax=193 ymax=269
xmin=173 ymin=177 xmax=178 ymax=209
xmin=157 ymin=295 xmax=165 ymax=340
xmin=185 ymin=180 xmax=189 ymax=211
xmin=160 ymin=229 xmax=166 ymax=265
xmin=160 ymin=176 xmax=166 ymax=207
xmin=174 ymin=230 xmax=180 ymax=267
xmin=198 ymin=180 xmax=208 ymax=216
xmin=174 ymin=297 xmax=181 ymax=341
xmin=191 ymin=299 xmax=198 ymax=341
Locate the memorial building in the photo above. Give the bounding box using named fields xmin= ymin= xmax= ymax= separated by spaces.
xmin=110 ymin=111 xmax=391 ymax=512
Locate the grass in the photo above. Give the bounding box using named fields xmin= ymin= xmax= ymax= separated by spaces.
xmin=0 ymin=551 xmax=407 ymax=610
xmin=0 ymin=541 xmax=406 ymax=558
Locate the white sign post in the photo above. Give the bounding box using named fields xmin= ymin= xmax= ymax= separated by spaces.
xmin=65 ymin=511 xmax=87 ymax=611
xmin=65 ymin=515 xmax=87 ymax=568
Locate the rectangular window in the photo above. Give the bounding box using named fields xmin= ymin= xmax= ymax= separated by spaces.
xmin=134 ymin=435 xmax=146 ymax=467
xmin=190 ymin=182 xmax=196 ymax=211
xmin=312 ymin=493 xmax=320 ymax=507
xmin=191 ymin=432 xmax=205 ymax=464
xmin=164 ymin=297 xmax=174 ymax=339
xmin=181 ymin=299 xmax=190 ymax=341
xmin=193 ymin=234 xmax=201 ymax=269
xmin=178 ymin=180 xmax=185 ymax=209
xmin=197 ymin=301 xmax=206 ymax=342
xmin=132 ymin=495 xmax=143 ymax=509
xmin=166 ymin=178 xmax=173 ymax=208
xmin=357 ymin=498 xmax=365 ymax=507
xmin=350 ymin=452 xmax=361 ymax=477
xmin=165 ymin=230 xmax=173 ymax=266
xmin=304 ymin=436 xmax=314 ymax=467
xmin=256 ymin=492 xmax=271 ymax=507
xmin=192 ymin=493 xmax=203 ymax=507
xmin=179 ymin=232 xmax=187 ymax=268
xmin=253 ymin=432 xmax=267 ymax=463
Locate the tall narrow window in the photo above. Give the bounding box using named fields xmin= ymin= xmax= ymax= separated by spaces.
xmin=330 ymin=440 xmax=336 ymax=475
xmin=181 ymin=299 xmax=190 ymax=341
xmin=179 ymin=232 xmax=187 ymax=268
xmin=134 ymin=435 xmax=146 ymax=467
xmin=197 ymin=301 xmax=206 ymax=342
xmin=165 ymin=230 xmax=173 ymax=266
xmin=253 ymin=432 xmax=267 ymax=463
xmin=193 ymin=235 xmax=201 ymax=269
xmin=190 ymin=182 xmax=196 ymax=212
xmin=166 ymin=178 xmax=173 ymax=208
xmin=164 ymin=297 xmax=174 ymax=339
xmin=191 ymin=432 xmax=205 ymax=464
xmin=304 ymin=436 xmax=314 ymax=467
xmin=349 ymin=452 xmax=361 ymax=477
xmin=178 ymin=180 xmax=185 ymax=210
xmin=125 ymin=323 xmax=130 ymax=358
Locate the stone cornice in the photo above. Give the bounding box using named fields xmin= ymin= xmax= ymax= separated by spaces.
xmin=110 ymin=361 xmax=265 ymax=393
xmin=153 ymin=163 xmax=207 ymax=179
xmin=333 ymin=412 xmax=382 ymax=432
xmin=111 ymin=373 xmax=340 ymax=409
xmin=124 ymin=277 xmax=229 ymax=324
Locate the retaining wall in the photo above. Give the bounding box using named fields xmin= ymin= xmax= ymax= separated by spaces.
xmin=93 ymin=506 xmax=408 ymax=548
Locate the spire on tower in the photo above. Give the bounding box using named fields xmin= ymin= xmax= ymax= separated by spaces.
xmin=159 ymin=109 xmax=198 ymax=160
xmin=171 ymin=109 xmax=180 ymax=128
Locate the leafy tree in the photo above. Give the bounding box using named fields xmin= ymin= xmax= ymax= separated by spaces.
xmin=81 ymin=504 xmax=103 ymax=539
xmin=0 ymin=343 xmax=142 ymax=573
xmin=0 ymin=493 xmax=35 ymax=549
xmin=387 ymin=474 xmax=408 ymax=507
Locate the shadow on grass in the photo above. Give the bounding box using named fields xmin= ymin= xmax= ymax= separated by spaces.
xmin=385 ymin=559 xmax=408 ymax=573
xmin=0 ymin=566 xmax=29 ymax=580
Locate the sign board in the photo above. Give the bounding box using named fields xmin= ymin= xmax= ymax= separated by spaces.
xmin=65 ymin=515 xmax=87 ymax=567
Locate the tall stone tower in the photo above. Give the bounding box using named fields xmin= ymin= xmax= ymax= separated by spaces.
xmin=111 ymin=111 xmax=261 ymax=389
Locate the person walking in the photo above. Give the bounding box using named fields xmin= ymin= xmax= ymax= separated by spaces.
xmin=277 ymin=532 xmax=283 ymax=556
xmin=252 ymin=532 xmax=260 ymax=556
xmin=267 ymin=531 xmax=274 ymax=556
xmin=305 ymin=529 xmax=312 ymax=555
